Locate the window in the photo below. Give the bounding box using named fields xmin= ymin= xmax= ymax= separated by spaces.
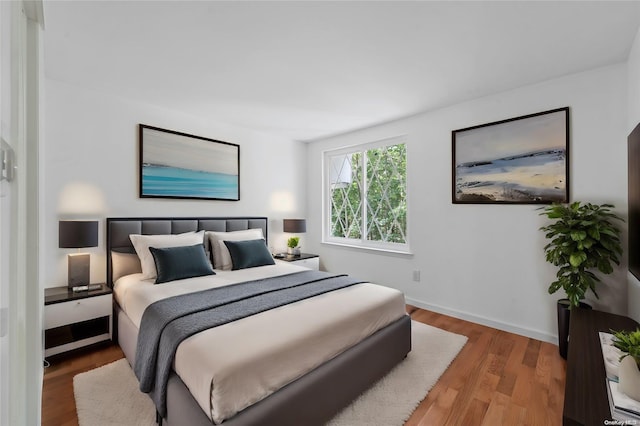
xmin=324 ymin=136 xmax=408 ymax=252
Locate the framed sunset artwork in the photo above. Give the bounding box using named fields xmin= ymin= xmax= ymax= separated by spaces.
xmin=452 ymin=107 xmax=569 ymax=204
xmin=139 ymin=125 xmax=240 ymax=201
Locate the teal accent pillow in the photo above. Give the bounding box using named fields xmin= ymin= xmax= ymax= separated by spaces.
xmin=149 ymin=244 xmax=215 ymax=284
xmin=223 ymin=239 xmax=275 ymax=270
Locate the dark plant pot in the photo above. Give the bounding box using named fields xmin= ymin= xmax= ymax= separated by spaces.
xmin=557 ymin=298 xmax=592 ymax=359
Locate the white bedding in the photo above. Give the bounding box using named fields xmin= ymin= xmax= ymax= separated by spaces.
xmin=114 ymin=263 xmax=406 ymax=424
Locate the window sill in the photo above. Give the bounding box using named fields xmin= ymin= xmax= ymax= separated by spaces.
xmin=321 ymin=240 xmax=413 ymax=256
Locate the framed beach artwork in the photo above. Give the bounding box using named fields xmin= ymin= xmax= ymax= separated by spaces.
xmin=452 ymin=107 xmax=569 ymax=204
xmin=139 ymin=125 xmax=240 ymax=201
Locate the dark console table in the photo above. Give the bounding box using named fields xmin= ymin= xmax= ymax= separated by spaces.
xmin=563 ymin=308 xmax=639 ymax=425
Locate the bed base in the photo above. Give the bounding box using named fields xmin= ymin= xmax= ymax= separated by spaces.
xmin=117 ymin=306 xmax=411 ymax=426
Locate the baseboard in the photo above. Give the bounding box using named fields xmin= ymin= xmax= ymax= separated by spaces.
xmin=405 ymin=297 xmax=557 ymax=344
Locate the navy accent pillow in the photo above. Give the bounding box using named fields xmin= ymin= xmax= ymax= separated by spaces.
xmin=223 ymin=239 xmax=275 ymax=270
xmin=149 ymin=244 xmax=215 ymax=284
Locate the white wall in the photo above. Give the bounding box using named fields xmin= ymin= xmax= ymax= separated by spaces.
xmin=44 ymin=79 xmax=307 ymax=288
xmin=627 ymin=26 xmax=640 ymax=323
xmin=307 ymin=64 xmax=628 ymax=343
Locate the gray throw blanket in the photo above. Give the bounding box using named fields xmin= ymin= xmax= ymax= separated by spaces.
xmin=133 ymin=270 xmax=365 ymax=418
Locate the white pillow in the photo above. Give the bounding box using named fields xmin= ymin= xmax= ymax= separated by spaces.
xmin=111 ymin=251 xmax=142 ymax=283
xmin=206 ymin=229 xmax=264 ymax=270
xmin=129 ymin=231 xmax=205 ymax=279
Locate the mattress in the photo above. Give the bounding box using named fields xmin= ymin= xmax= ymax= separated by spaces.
xmin=114 ymin=263 xmax=406 ymax=424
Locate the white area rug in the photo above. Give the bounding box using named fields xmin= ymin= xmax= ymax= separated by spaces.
xmin=74 ymin=321 xmax=467 ymax=426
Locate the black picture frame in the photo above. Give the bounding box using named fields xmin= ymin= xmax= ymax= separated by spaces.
xmin=452 ymin=107 xmax=570 ymax=204
xmin=139 ymin=124 xmax=240 ymax=201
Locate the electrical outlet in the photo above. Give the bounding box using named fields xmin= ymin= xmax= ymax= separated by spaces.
xmin=412 ymin=270 xmax=420 ymax=282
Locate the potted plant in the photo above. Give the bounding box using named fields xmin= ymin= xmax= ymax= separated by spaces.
xmin=539 ymin=202 xmax=623 ymax=358
xmin=612 ymin=329 xmax=640 ymax=401
xmin=287 ymin=236 xmax=301 ymax=256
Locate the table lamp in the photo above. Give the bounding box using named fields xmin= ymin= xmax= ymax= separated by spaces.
xmin=283 ymin=219 xmax=306 ymax=256
xmin=59 ymin=220 xmax=98 ymax=289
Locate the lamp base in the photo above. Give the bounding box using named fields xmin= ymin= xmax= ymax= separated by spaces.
xmin=68 ymin=253 xmax=90 ymax=288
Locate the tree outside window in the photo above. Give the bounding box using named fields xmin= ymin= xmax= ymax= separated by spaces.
xmin=325 ymin=138 xmax=408 ymax=252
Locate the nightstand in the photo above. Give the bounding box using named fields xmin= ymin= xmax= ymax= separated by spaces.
xmin=275 ymin=253 xmax=320 ymax=270
xmin=44 ymin=284 xmax=112 ymax=357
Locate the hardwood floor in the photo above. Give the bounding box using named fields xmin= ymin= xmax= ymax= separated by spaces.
xmin=42 ymin=343 xmax=124 ymax=426
xmin=404 ymin=306 xmax=565 ymax=425
xmin=41 ymin=306 xmax=565 ymax=426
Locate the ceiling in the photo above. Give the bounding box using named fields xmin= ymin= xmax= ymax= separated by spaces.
xmin=43 ymin=1 xmax=640 ymax=142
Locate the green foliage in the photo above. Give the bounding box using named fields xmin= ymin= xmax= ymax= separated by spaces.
xmin=612 ymin=328 xmax=640 ymax=368
xmin=330 ymin=144 xmax=407 ymax=243
xmin=287 ymin=237 xmax=300 ymax=248
xmin=539 ymin=202 xmax=623 ymax=309
xmin=331 ymin=152 xmax=363 ymax=239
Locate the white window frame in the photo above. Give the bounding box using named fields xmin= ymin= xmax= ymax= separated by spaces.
xmin=322 ymin=135 xmax=410 ymax=254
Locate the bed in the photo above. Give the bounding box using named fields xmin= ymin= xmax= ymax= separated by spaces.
xmin=107 ymin=216 xmax=412 ymax=426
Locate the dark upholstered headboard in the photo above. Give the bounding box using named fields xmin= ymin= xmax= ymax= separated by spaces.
xmin=106 ymin=217 xmax=268 ymax=287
